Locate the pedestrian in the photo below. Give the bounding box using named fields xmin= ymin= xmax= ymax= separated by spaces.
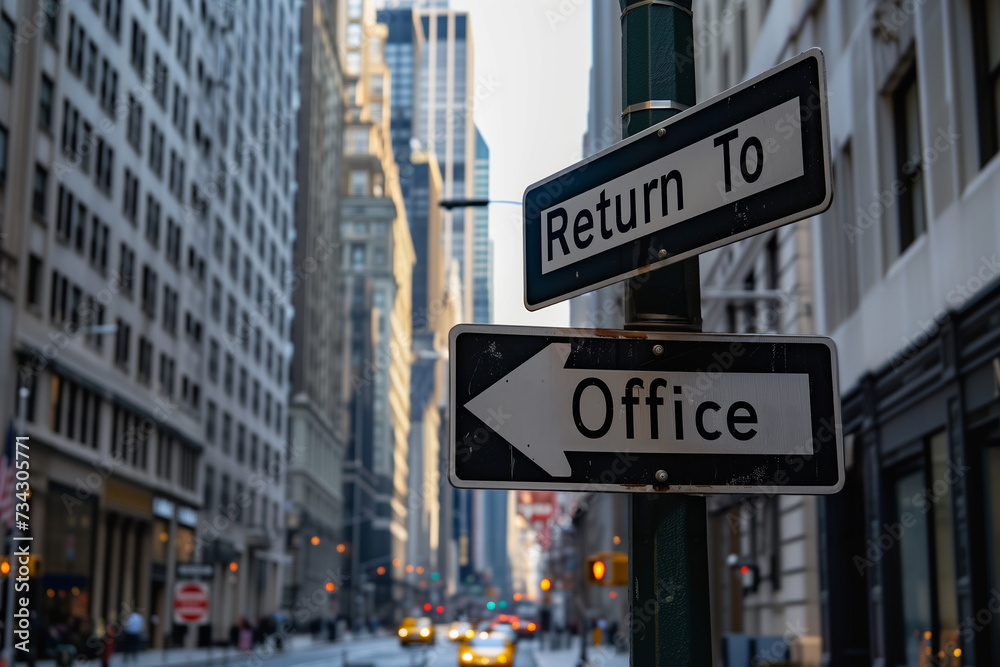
xmin=123 ymin=611 xmax=144 ymax=663
xmin=237 ymin=617 xmax=253 ymax=653
xmin=101 ymin=625 xmax=116 ymax=667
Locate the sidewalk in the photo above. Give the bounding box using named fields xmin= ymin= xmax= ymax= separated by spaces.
xmin=31 ymin=632 xmax=387 ymax=667
xmin=528 ymin=637 xmax=628 ymax=667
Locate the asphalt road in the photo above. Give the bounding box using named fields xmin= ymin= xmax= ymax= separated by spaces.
xmin=189 ymin=636 xmax=536 ymax=667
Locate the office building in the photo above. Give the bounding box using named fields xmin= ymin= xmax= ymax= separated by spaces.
xmin=0 ymin=0 xmax=297 ymax=646
xmin=285 ymin=0 xmax=349 ymax=627
xmin=340 ymin=0 xmax=416 ymax=625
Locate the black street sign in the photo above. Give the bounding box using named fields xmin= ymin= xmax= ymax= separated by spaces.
xmin=522 ymin=49 xmax=832 ymax=310
xmin=450 ymin=324 xmax=843 ymax=494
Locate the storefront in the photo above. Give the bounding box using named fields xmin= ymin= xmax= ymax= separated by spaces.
xmin=819 ymin=280 xmax=1000 ymax=667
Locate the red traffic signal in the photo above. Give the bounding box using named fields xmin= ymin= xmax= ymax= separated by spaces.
xmin=585 ymin=552 xmax=628 ymax=586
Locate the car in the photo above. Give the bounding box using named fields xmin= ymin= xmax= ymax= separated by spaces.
xmin=511 ymin=616 xmax=539 ymax=639
xmin=398 ymin=616 xmax=435 ymax=645
xmin=459 ymin=633 xmax=516 ymax=665
xmin=448 ymin=621 xmax=475 ymax=642
xmin=489 ymin=622 xmax=517 ymax=644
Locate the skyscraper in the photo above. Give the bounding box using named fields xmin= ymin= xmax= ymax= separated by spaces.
xmin=340 ymin=0 xmax=416 ymax=623
xmin=472 ymin=128 xmax=492 ymax=325
xmin=0 ymin=0 xmax=297 ymax=645
xmin=286 ymin=0 xmax=349 ymax=626
xmin=414 ymin=10 xmax=476 ymax=319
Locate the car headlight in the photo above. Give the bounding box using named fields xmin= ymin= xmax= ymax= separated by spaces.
xmin=398 ymin=628 xmax=407 ymax=637
xmin=498 ymin=656 xmax=507 ymax=664
xmin=465 ymin=630 xmax=475 ymax=638
xmin=450 ymin=629 xmax=459 ymax=638
xmin=462 ymin=652 xmax=473 ymax=662
xmin=420 ymin=627 xmax=430 ymax=637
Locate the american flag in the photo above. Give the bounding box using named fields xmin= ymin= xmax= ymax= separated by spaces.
xmin=0 ymin=421 xmax=16 ymax=530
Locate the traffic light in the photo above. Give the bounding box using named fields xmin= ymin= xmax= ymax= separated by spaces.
xmin=739 ymin=564 xmax=759 ymax=593
xmin=540 ymin=578 xmax=552 ymax=592
xmin=726 ymin=554 xmax=759 ymax=593
xmin=585 ymin=552 xmax=628 ymax=586
xmin=0 ymin=555 xmax=40 ymax=577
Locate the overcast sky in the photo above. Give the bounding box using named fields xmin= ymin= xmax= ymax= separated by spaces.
xmin=450 ymin=0 xmax=591 ymax=327
xmin=376 ymin=0 xmax=593 ymax=326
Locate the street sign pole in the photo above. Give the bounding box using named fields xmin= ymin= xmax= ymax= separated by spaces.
xmin=620 ymin=1 xmax=712 ymax=665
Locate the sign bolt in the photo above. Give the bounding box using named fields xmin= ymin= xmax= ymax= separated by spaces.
xmin=652 ymin=344 xmax=664 ymax=356
xmin=657 ymin=128 xmax=666 ymax=137
xmin=657 ymin=249 xmax=668 ymax=259
xmin=655 ymin=470 xmax=668 ymax=483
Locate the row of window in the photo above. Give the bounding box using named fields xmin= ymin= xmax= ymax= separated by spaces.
xmin=204 ymin=400 xmax=283 ymax=474
xmin=205 ymin=344 xmax=284 ymax=433
xmin=203 ymin=465 xmax=282 ymax=531
xmin=39 ymin=369 xmax=197 ymax=492
xmin=46 ymin=269 xmax=107 ymax=352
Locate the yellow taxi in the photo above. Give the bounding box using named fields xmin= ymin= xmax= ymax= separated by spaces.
xmin=459 ymin=632 xmax=516 ymax=665
xmin=398 ymin=616 xmax=435 ymax=645
xmin=448 ymin=621 xmax=475 ymax=642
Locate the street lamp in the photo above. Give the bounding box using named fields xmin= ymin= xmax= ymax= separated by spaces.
xmin=437 ymin=199 xmax=521 ymax=209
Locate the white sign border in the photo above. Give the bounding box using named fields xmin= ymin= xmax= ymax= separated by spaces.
xmin=449 ymin=324 xmax=845 ymax=495
xmin=522 ymin=48 xmax=833 ymax=312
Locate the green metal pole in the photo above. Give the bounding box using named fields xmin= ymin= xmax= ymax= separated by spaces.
xmin=620 ymin=1 xmax=713 ymax=666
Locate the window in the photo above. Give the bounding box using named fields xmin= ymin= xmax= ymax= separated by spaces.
xmin=49 ymin=270 xmax=67 ymax=322
xmin=127 ymin=96 xmax=143 ymax=150
xmin=84 ymin=41 xmax=97 ymax=92
xmin=39 ymin=75 xmax=54 ymax=132
xmin=145 ymin=195 xmax=161 ymax=247
xmin=208 ymin=339 xmax=220 ymax=382
xmin=90 ymin=217 xmax=109 ymax=271
xmin=238 ymin=367 xmax=247 ymax=406
xmin=171 ymin=85 xmax=188 ymax=136
xmin=0 ymin=14 xmax=14 ymax=80
xmin=141 ymin=265 xmax=158 ymax=318
xmin=137 ymin=337 xmax=153 ymax=384
xmin=159 ymin=353 xmax=175 ymax=396
xmin=229 ymin=239 xmax=239 ymax=281
xmin=221 ymin=412 xmax=232 ymax=454
xmin=26 ymin=255 xmax=43 ymax=308
xmin=99 ymin=58 xmax=118 ymax=114
xmin=889 ymin=435 xmax=958 ymax=667
xmin=114 ymin=319 xmax=131 ymax=369
xmin=153 ymin=54 xmax=168 ymax=107
xmin=893 ymin=62 xmax=925 ymax=255
xmin=104 ymin=0 xmax=121 ymax=37
xmin=972 ymin=3 xmax=1000 ymax=165
xmin=168 ymin=151 xmax=185 ymax=200
xmin=115 ymin=245 xmax=135 ymax=298
xmin=149 ymin=124 xmax=164 ymax=177
xmin=123 ymin=169 xmax=139 ymax=223
xmin=95 ymin=140 xmax=113 ymax=193
xmin=162 ymin=286 xmax=178 ymax=334
xmin=176 ymin=19 xmax=190 ymax=70
xmin=0 ymin=123 xmax=7 ymax=186
xmin=351 ymin=244 xmax=365 ymax=269
xmin=165 ymin=218 xmax=182 ymax=267
xmin=130 ymin=20 xmax=147 ymax=74
xmin=223 ymin=353 xmax=234 ymax=395
xmin=236 ymin=425 xmax=246 ymax=463
xmin=33 ymin=165 xmax=48 ymax=216
xmin=349 ymin=170 xmax=368 ymax=196
xmin=210 ymin=278 xmax=222 ymax=320
xmin=157 ymin=0 xmax=172 ymax=37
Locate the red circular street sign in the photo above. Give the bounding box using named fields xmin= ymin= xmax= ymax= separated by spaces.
xmin=173 ymin=581 xmax=210 ymax=624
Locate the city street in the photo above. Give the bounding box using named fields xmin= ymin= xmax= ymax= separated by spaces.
xmin=32 ymin=636 xmax=540 ymax=667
